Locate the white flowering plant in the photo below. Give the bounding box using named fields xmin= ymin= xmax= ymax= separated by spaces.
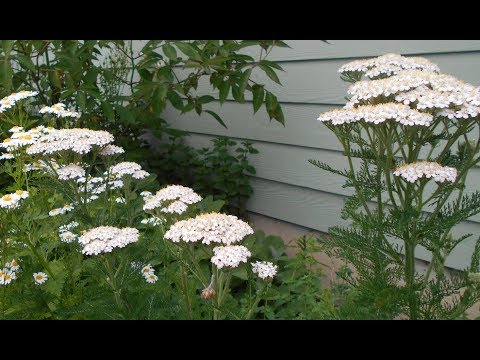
xmin=0 ymin=92 xmax=283 ymax=319
xmin=313 ymin=54 xmax=480 ymax=319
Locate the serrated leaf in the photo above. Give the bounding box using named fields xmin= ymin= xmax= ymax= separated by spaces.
xmin=16 ymin=54 xmax=35 ymax=72
xmin=174 ymin=42 xmax=201 ymax=62
xmin=162 ymin=43 xmax=177 ymax=60
xmin=259 ymin=63 xmax=282 ymax=85
xmin=219 ymin=80 xmax=230 ymax=104
xmin=101 ymin=101 xmax=115 ymax=120
xmin=205 ymin=110 xmax=227 ymax=129
xmin=252 ymin=84 xmax=264 ymax=114
xmin=167 ymin=90 xmax=184 ymax=110
xmin=239 ymin=68 xmax=252 ymax=96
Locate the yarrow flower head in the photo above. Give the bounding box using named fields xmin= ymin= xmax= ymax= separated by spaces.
xmin=26 ymin=128 xmax=114 ymax=156
xmin=57 ymin=163 xmax=86 ymax=181
xmin=251 ymin=261 xmax=278 ymax=280
xmin=393 ymin=161 xmax=457 ymax=183
xmin=108 ymin=162 xmax=150 ymax=180
xmin=33 ymin=272 xmax=48 ymax=285
xmin=211 ymin=245 xmax=251 ymax=269
xmin=143 ymin=185 xmax=202 ymax=214
xmin=339 ymin=53 xmax=440 ymax=79
xmin=99 ymin=144 xmax=125 ymax=156
xmin=78 ymin=226 xmax=139 ymax=255
xmin=39 ymin=103 xmax=80 ymax=119
xmin=164 ymin=212 xmax=254 ymax=245
xmin=318 ymin=103 xmax=433 ymax=126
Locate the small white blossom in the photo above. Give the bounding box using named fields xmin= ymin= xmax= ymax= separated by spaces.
xmin=164 ymin=213 xmax=254 ymax=245
xmin=99 ymin=145 xmax=125 ymax=156
xmin=393 ymin=161 xmax=457 ymax=183
xmin=115 ymin=197 xmax=126 ymax=204
xmin=33 ymin=272 xmax=48 ymax=285
xmin=79 ymin=226 xmax=139 ymax=255
xmin=252 ymin=261 xmax=278 ymax=279
xmin=57 ymin=164 xmax=86 ymax=181
xmin=211 ymin=245 xmax=251 ymax=269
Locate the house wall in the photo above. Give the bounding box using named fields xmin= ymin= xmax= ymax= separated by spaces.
xmin=163 ymin=40 xmax=480 ymax=270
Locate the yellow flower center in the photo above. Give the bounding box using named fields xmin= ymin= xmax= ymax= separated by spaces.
xmin=18 ymin=134 xmax=32 ymax=140
xmin=0 ymin=271 xmax=4 ymax=277
xmin=3 ymin=138 xmax=12 ymax=143
xmin=35 ymin=275 xmax=43 ymax=280
xmin=2 ymin=195 xmax=12 ymax=201
xmin=11 ymin=260 xmax=17 ymax=267
xmin=15 ymin=190 xmax=24 ymax=196
xmin=33 ymin=162 xmax=42 ymax=168
xmin=143 ymin=268 xmax=150 ymax=273
xmin=5 ymin=274 xmax=11 ymax=281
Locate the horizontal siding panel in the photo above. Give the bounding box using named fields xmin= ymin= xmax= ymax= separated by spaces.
xmin=165 ymin=102 xmax=341 ymax=151
xmin=184 ymin=133 xmax=480 ymax=223
xmin=180 ymin=52 xmax=480 ymax=105
xmin=242 ymin=40 xmax=480 ymax=62
xmin=248 ymin=177 xmax=480 ymax=270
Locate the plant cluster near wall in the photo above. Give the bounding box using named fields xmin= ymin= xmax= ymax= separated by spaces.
xmin=0 ymin=40 xmax=288 ymax=215
xmin=151 ymin=132 xmax=258 ymax=218
xmin=313 ymin=53 xmax=480 ymax=319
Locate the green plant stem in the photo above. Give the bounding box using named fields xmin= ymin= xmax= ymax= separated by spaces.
xmin=404 ymin=242 xmax=418 ymax=319
xmin=104 ymin=255 xmax=127 ymax=317
xmin=179 ymin=260 xmax=193 ymax=320
xmin=244 ymin=282 xmax=268 ymax=320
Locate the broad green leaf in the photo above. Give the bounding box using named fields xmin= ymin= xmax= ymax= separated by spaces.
xmin=252 ymin=84 xmax=264 ymax=114
xmin=16 ymin=54 xmax=35 ymax=72
xmin=167 ymin=90 xmax=184 ymax=110
xmin=265 ymin=90 xmax=277 ymax=114
xmin=76 ymin=91 xmax=86 ymax=110
xmin=1 ymin=40 xmax=14 ymax=55
xmin=231 ymin=84 xmax=244 ymax=103
xmin=218 ymin=80 xmax=230 ymax=104
xmin=259 ymin=63 xmax=282 ymax=85
xmin=162 ymin=43 xmax=178 ymax=60
xmin=101 ymin=101 xmax=115 ymax=120
xmin=239 ymin=68 xmax=252 ymax=96
xmin=198 ymin=95 xmax=215 ymax=104
xmin=174 ymin=42 xmax=201 ymax=61
xmin=205 ymin=110 xmax=227 ymax=129
xmin=260 ymin=59 xmax=284 ymax=71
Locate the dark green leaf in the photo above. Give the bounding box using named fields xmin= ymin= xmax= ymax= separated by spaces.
xmin=198 ymin=95 xmax=215 ymax=104
xmin=239 ymin=68 xmax=252 ymax=96
xmin=205 ymin=110 xmax=227 ymax=129
xmin=101 ymin=101 xmax=115 ymax=120
xmin=259 ymin=63 xmax=282 ymax=85
xmin=76 ymin=91 xmax=86 ymax=110
xmin=219 ymin=80 xmax=230 ymax=104
xmin=167 ymin=90 xmax=184 ymax=110
xmin=252 ymin=84 xmax=264 ymax=114
xmin=162 ymin=44 xmax=177 ymax=60
xmin=16 ymin=54 xmax=35 ymax=72
xmin=174 ymin=42 xmax=201 ymax=61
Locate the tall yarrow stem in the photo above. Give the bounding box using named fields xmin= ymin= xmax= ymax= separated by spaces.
xmin=314 ymin=54 xmax=480 ymax=319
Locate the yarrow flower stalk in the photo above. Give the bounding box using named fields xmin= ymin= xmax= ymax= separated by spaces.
xmin=313 ymin=53 xmax=480 ymax=320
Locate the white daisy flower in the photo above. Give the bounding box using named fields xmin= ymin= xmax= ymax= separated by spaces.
xmin=145 ymin=274 xmax=158 ymax=284
xmin=33 ymin=272 xmax=48 ymax=285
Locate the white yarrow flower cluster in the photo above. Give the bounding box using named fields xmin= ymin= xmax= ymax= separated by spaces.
xmin=39 ymin=103 xmax=80 ymax=118
xmin=211 ymin=245 xmax=251 ymax=269
xmin=108 ymin=162 xmax=150 ymax=180
xmin=58 ymin=221 xmax=80 ymax=243
xmin=0 ymin=91 xmax=38 ymax=113
xmin=140 ymin=264 xmax=158 ymax=284
xmin=99 ymin=144 xmax=125 ymax=156
xmin=143 ymin=185 xmax=202 ymax=214
xmin=318 ymin=103 xmax=433 ymax=126
xmin=393 ymin=161 xmax=457 ymax=183
xmin=165 ymin=213 xmax=253 ymax=245
xmin=57 ymin=163 xmax=86 ymax=181
xmin=0 ymin=190 xmax=29 ymax=209
xmin=251 ymin=261 xmax=278 ymax=280
xmin=78 ymin=226 xmax=139 ymax=255
xmin=26 ymin=128 xmax=115 ymax=155
xmin=33 ymin=272 xmax=48 ymax=285
xmin=339 ymin=53 xmax=440 ymax=78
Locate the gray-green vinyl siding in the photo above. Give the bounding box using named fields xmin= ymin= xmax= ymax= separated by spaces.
xmin=163 ymin=40 xmax=480 ymax=270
